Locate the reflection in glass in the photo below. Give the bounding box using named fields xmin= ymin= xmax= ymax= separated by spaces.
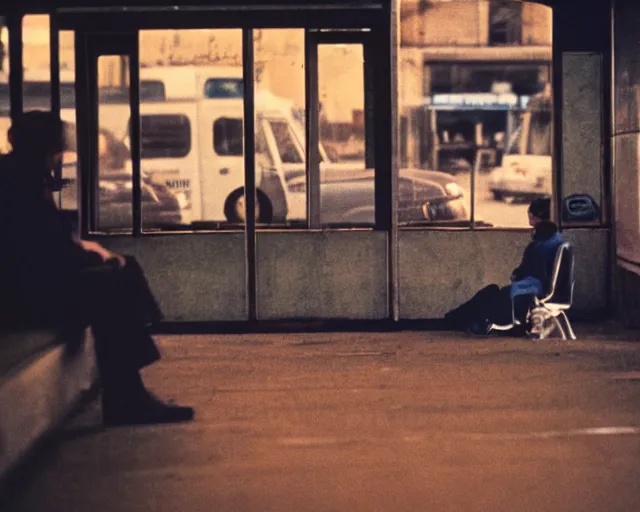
xmin=59 ymin=31 xmax=78 ymax=213
xmin=398 ymin=0 xmax=552 ymax=228
xmin=317 ymin=43 xmax=374 ymax=226
xmin=204 ymin=78 xmax=243 ymax=99
xmin=478 ymin=87 xmax=552 ymax=228
xmin=253 ymin=29 xmax=305 ymax=227
xmin=140 ymin=114 xmax=191 ymax=159
xmin=22 ymin=15 xmax=51 ymax=112
xmin=139 ymin=29 xmax=244 ymax=229
xmin=96 ymin=55 xmax=134 ymax=233
xmin=269 ymin=120 xmax=303 ymax=164
xmin=213 ymin=118 xmax=243 ymax=156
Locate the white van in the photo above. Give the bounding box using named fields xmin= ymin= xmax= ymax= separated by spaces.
xmin=128 ymin=91 xmax=302 ymax=224
xmin=139 ymin=65 xmax=243 ymax=102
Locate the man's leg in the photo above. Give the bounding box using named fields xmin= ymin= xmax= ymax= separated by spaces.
xmin=74 ymin=262 xmax=193 ymax=426
xmin=484 ymin=286 xmax=535 ymax=336
xmin=445 ymin=284 xmax=501 ymax=330
xmin=117 ymin=256 xmax=164 ymax=326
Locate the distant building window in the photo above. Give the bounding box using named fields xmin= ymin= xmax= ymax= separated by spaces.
xmin=425 ymin=63 xmax=550 ymax=96
xmin=204 ymin=78 xmax=244 ymax=99
xmin=140 ymin=114 xmax=191 ymax=159
xmin=489 ymin=0 xmax=522 ymax=46
xmin=213 ymin=117 xmax=243 ymax=156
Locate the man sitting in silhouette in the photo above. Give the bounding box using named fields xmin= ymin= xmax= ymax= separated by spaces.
xmin=0 ymin=111 xmax=194 ymax=426
xmin=445 ymin=198 xmax=564 ymax=335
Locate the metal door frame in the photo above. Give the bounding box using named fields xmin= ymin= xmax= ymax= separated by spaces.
xmin=74 ymin=31 xmax=142 ymax=236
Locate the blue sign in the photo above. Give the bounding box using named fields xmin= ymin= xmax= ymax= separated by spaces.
xmin=424 ymin=93 xmax=530 ymax=111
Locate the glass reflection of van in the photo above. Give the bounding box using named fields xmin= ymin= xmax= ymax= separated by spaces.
xmin=125 ymin=90 xmax=296 ymax=225
xmin=131 ymin=66 xmax=286 ymax=224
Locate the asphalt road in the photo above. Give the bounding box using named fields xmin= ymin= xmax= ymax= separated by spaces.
xmin=2 ymin=330 xmax=640 ymax=512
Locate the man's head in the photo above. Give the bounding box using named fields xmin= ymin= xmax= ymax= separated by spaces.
xmin=528 ymin=197 xmax=551 ymax=227
xmin=8 ymin=110 xmax=66 ymax=168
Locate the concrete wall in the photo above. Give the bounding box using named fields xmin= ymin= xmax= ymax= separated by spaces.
xmin=101 ymin=232 xmax=389 ymax=322
xmin=100 ymin=228 xmax=607 ymax=323
xmin=102 ymin=235 xmax=248 ymax=322
xmin=256 ymin=231 xmax=388 ymax=320
xmin=0 ymin=331 xmax=96 ymax=481
xmin=398 ymin=229 xmax=609 ymax=319
xmin=562 ymin=52 xmax=604 ymax=210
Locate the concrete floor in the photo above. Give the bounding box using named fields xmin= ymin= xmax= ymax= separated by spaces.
xmin=3 ymin=329 xmax=640 ymax=512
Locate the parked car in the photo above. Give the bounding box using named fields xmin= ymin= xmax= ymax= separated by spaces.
xmin=487 ymin=156 xmax=551 ymax=202
xmin=59 ymin=123 xmax=183 ymax=231
xmin=284 ymin=167 xmax=467 ymax=225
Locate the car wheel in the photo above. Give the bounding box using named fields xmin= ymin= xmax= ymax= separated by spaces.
xmin=492 ymin=191 xmax=504 ymax=201
xmin=224 ymin=188 xmax=273 ymax=224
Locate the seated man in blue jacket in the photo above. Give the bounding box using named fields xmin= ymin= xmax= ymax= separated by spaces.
xmin=445 ymin=198 xmax=564 ymax=335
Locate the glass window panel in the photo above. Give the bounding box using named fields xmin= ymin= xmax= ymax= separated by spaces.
xmin=59 ymin=31 xmax=78 ymax=217
xmin=22 ymin=15 xmax=51 ymax=112
xmin=317 ymin=43 xmax=373 ymax=227
xmin=253 ymin=28 xmax=305 ymax=228
xmin=139 ymin=29 xmax=244 ymax=230
xmin=399 ymin=0 xmax=553 ymax=228
xmin=96 ymin=55 xmax=133 ymax=234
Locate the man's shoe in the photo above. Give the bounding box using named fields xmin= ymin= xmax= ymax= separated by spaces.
xmin=103 ymin=392 xmax=194 ymax=427
xmin=467 ymin=319 xmax=491 ymax=336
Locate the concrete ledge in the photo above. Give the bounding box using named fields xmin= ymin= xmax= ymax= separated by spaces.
xmin=0 ymin=329 xmax=97 ymax=481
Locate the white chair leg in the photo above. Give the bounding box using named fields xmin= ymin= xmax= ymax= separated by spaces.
xmin=533 ymin=309 xmax=556 ymax=340
xmin=560 ymin=311 xmax=577 ymax=340
xmin=551 ymin=315 xmax=567 ymax=340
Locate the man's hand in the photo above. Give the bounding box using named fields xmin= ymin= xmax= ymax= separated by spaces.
xmin=78 ymin=240 xmax=126 ymax=268
xmin=111 ymin=252 xmax=127 ymax=268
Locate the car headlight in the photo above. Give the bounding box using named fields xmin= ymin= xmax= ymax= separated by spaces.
xmin=445 ymin=182 xmax=463 ymax=198
xmin=421 ymin=202 xmax=439 ymax=220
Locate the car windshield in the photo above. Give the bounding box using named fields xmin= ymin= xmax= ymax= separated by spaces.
xmin=527 ymin=109 xmax=552 ymax=156
xmin=506 ymin=124 xmax=522 ymax=155
xmin=506 ymin=108 xmax=551 ymax=157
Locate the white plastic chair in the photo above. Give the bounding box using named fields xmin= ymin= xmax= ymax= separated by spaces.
xmin=528 ymin=242 xmax=576 ymax=340
xmin=489 ymin=242 xmax=576 ymax=340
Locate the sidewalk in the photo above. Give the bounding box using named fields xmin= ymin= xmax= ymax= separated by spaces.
xmin=2 ymin=327 xmax=640 ymax=512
